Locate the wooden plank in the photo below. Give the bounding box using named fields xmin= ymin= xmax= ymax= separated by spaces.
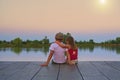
xmin=32 ymin=63 xmax=59 ymax=80
xmin=58 ymin=64 xmax=83 ymax=80
xmin=77 ymin=62 xmax=108 ymax=80
xmin=91 ymin=61 xmax=120 ymax=80
xmin=83 ymin=76 xmax=109 ymax=80
xmin=0 ymin=62 xmax=30 ymax=80
xmin=105 ymin=61 xmax=120 ymax=71
xmin=6 ymin=62 xmax=41 ymax=80
xmin=0 ymin=61 xmax=120 ymax=80
xmin=0 ymin=62 xmax=13 ymax=70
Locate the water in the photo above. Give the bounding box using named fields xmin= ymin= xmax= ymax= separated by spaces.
xmin=0 ymin=46 xmax=120 ymax=61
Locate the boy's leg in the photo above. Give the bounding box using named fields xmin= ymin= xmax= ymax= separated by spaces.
xmin=52 ymin=60 xmax=67 ymax=64
xmin=52 ymin=60 xmax=58 ymax=64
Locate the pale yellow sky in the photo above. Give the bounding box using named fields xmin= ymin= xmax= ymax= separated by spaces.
xmin=0 ymin=0 xmax=120 ymax=36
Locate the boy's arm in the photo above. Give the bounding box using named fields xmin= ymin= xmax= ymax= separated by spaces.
xmin=41 ymin=50 xmax=54 ymax=66
xmin=55 ymin=41 xmax=68 ymax=48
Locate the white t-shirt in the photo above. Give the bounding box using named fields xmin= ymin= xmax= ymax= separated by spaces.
xmin=49 ymin=42 xmax=66 ymax=63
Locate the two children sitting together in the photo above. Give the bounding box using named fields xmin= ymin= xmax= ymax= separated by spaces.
xmin=41 ymin=32 xmax=78 ymax=66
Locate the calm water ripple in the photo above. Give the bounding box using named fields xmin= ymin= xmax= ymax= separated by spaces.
xmin=0 ymin=46 xmax=120 ymax=61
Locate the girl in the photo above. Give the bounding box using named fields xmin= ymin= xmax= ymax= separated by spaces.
xmin=56 ymin=36 xmax=78 ymax=64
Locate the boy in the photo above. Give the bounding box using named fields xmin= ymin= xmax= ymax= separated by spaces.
xmin=41 ymin=32 xmax=66 ymax=66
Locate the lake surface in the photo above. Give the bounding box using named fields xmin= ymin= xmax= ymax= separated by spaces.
xmin=0 ymin=46 xmax=120 ymax=61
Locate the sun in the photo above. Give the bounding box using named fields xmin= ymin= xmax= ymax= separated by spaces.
xmin=94 ymin=0 xmax=109 ymax=12
xmin=100 ymin=0 xmax=106 ymax=4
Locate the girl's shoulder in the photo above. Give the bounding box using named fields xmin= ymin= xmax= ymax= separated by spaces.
xmin=66 ymin=44 xmax=71 ymax=49
xmin=69 ymin=47 xmax=78 ymax=51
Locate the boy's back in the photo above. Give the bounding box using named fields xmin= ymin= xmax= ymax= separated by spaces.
xmin=50 ymin=43 xmax=66 ymax=63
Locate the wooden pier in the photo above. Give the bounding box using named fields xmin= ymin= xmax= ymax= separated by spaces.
xmin=0 ymin=61 xmax=120 ymax=80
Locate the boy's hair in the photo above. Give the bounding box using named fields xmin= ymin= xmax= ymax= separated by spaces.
xmin=55 ymin=32 xmax=64 ymax=40
xmin=55 ymin=38 xmax=63 ymax=42
xmin=66 ymin=36 xmax=77 ymax=50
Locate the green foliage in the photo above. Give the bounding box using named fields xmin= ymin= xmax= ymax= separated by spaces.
xmin=89 ymin=39 xmax=94 ymax=44
xmin=76 ymin=39 xmax=95 ymax=45
xmin=42 ymin=36 xmax=49 ymax=44
xmin=116 ymin=37 xmax=120 ymax=44
xmin=0 ymin=35 xmax=120 ymax=48
xmin=0 ymin=40 xmax=9 ymax=48
xmin=0 ymin=36 xmax=50 ymax=48
xmin=63 ymin=32 xmax=71 ymax=43
xmin=11 ymin=37 xmax=22 ymax=47
xmin=101 ymin=37 xmax=120 ymax=44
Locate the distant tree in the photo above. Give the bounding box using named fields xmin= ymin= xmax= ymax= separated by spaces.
xmin=79 ymin=41 xmax=83 ymax=44
xmin=83 ymin=40 xmax=87 ymax=43
xmin=31 ymin=40 xmax=39 ymax=47
xmin=66 ymin=33 xmax=71 ymax=36
xmin=0 ymin=40 xmax=6 ymax=47
xmin=39 ymin=40 xmax=42 ymax=44
xmin=63 ymin=33 xmax=71 ymax=43
xmin=89 ymin=39 xmax=94 ymax=44
xmin=12 ymin=37 xmax=22 ymax=47
xmin=116 ymin=37 xmax=120 ymax=44
xmin=33 ymin=40 xmax=39 ymax=44
xmin=26 ymin=39 xmax=31 ymax=43
xmin=26 ymin=39 xmax=32 ymax=44
xmin=110 ymin=40 xmax=116 ymax=44
xmin=45 ymin=36 xmax=47 ymax=39
xmin=75 ymin=40 xmax=78 ymax=44
xmin=42 ymin=36 xmax=49 ymax=44
xmin=100 ymin=37 xmax=120 ymax=44
xmin=3 ymin=40 xmax=6 ymax=43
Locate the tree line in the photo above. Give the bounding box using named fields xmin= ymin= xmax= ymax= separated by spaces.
xmin=0 ymin=36 xmax=49 ymax=48
xmin=0 ymin=33 xmax=120 ymax=48
xmin=101 ymin=37 xmax=120 ymax=44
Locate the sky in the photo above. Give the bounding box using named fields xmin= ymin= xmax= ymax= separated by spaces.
xmin=0 ymin=0 xmax=120 ymax=42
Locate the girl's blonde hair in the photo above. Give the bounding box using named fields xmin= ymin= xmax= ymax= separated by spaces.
xmin=66 ymin=36 xmax=77 ymax=50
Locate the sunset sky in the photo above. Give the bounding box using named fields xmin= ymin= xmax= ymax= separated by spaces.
xmin=0 ymin=0 xmax=120 ymax=42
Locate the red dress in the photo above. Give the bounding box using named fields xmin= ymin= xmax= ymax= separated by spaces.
xmin=68 ymin=48 xmax=78 ymax=60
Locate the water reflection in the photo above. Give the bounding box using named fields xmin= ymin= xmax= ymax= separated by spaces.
xmin=100 ymin=46 xmax=120 ymax=54
xmin=0 ymin=46 xmax=120 ymax=54
xmin=0 ymin=47 xmax=49 ymax=54
xmin=11 ymin=47 xmax=22 ymax=54
xmin=1 ymin=46 xmax=120 ymax=61
xmin=78 ymin=45 xmax=94 ymax=52
xmin=0 ymin=48 xmax=10 ymax=52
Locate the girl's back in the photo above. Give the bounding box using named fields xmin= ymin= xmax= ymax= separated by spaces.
xmin=67 ymin=48 xmax=78 ymax=60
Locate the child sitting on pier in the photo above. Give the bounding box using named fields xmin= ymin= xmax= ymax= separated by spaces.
xmin=56 ymin=36 xmax=78 ymax=64
xmin=41 ymin=32 xmax=67 ymax=66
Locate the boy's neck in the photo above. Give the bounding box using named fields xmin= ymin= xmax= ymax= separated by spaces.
xmin=56 ymin=40 xmax=62 ymax=43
